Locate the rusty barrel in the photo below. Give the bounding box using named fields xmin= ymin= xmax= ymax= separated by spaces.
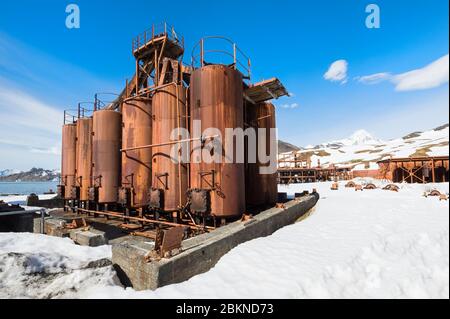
xmin=152 ymin=84 xmax=188 ymax=211
xmin=76 ymin=118 xmax=93 ymax=201
xmin=93 ymin=110 xmax=122 ymax=204
xmin=245 ymin=102 xmax=278 ymax=207
xmin=121 ymin=97 xmax=152 ymax=208
xmin=190 ymin=64 xmax=245 ymax=218
xmin=61 ymin=123 xmax=77 ymax=200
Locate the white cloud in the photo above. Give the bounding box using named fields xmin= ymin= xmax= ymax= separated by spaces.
xmin=30 ymin=146 xmax=60 ymax=155
xmin=357 ymin=54 xmax=449 ymax=91
xmin=280 ymin=103 xmax=300 ymax=109
xmin=324 ymin=60 xmax=348 ymax=84
xmin=0 ymin=32 xmax=118 ymax=170
xmin=393 ymin=54 xmax=449 ymax=91
xmin=356 ymin=72 xmax=392 ymax=84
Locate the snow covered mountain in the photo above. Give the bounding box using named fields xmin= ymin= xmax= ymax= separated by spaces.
xmin=0 ymin=168 xmax=60 ymax=182
xmin=0 ymin=169 xmax=22 ymax=177
xmin=279 ymin=123 xmax=449 ymax=170
xmin=325 ymin=129 xmax=383 ymax=147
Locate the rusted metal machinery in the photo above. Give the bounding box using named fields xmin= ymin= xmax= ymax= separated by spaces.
xmin=189 ymin=63 xmax=246 ymax=220
xmin=91 ymin=109 xmax=122 ymax=206
xmin=75 ymin=117 xmax=93 ymax=204
xmin=60 ymin=24 xmax=289 ymax=238
xmin=61 ymin=123 xmax=77 ymax=201
xmin=121 ymin=97 xmax=153 ymax=210
xmin=151 ymin=83 xmax=188 ymax=213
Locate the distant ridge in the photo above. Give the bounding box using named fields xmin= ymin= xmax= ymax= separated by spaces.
xmin=278 ymin=140 xmax=301 ymax=153
xmin=0 ymin=168 xmax=60 ymax=182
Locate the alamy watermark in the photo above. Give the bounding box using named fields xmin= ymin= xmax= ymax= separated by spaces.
xmin=365 ymin=4 xmax=380 ymax=29
xmin=157 ymin=120 xmax=278 ymax=175
xmin=65 ymin=4 xmax=80 ymax=29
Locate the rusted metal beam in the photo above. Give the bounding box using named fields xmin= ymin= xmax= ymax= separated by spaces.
xmin=75 ymin=207 xmax=214 ymax=231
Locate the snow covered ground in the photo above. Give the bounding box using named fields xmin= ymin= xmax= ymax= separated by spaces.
xmin=0 ymin=233 xmax=117 ymax=298
xmin=0 ymin=194 xmax=57 ymax=206
xmin=0 ymin=180 xmax=448 ymax=299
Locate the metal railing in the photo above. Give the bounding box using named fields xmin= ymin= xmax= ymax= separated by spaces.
xmin=191 ymin=36 xmax=251 ymax=79
xmin=63 ymin=109 xmax=78 ymax=124
xmin=94 ymin=92 xmax=121 ymax=111
xmin=63 ymin=102 xmax=95 ymax=124
xmin=132 ymin=22 xmax=184 ymax=54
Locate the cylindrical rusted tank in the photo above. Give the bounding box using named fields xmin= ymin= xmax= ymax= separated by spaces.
xmin=76 ymin=118 xmax=93 ymax=201
xmin=190 ymin=64 xmax=245 ymax=218
xmin=92 ymin=110 xmax=122 ymax=204
xmin=152 ymin=84 xmax=188 ymax=211
xmin=260 ymin=102 xmax=278 ymax=205
xmin=244 ymin=101 xmax=264 ymax=207
xmin=245 ymin=102 xmax=278 ymax=206
xmin=61 ymin=123 xmax=77 ymax=199
xmin=121 ymin=97 xmax=152 ymax=207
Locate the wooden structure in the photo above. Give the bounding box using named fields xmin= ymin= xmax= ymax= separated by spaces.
xmin=278 ymin=153 xmax=352 ymax=184
xmin=377 ymin=156 xmax=449 ymax=183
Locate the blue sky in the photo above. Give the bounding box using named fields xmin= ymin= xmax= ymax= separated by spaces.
xmin=0 ymin=0 xmax=448 ymax=170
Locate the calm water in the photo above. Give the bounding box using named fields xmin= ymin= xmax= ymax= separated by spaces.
xmin=0 ymin=182 xmax=58 ymax=196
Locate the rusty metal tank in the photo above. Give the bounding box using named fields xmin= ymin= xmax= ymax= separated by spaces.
xmin=245 ymin=102 xmax=278 ymax=207
xmin=121 ymin=97 xmax=152 ymax=207
xmin=61 ymin=123 xmax=77 ymax=200
xmin=152 ymin=84 xmax=188 ymax=211
xmin=244 ymin=101 xmax=264 ymax=207
xmin=190 ymin=64 xmax=245 ymax=218
xmin=92 ymin=110 xmax=122 ymax=204
xmin=260 ymin=102 xmax=278 ymax=205
xmin=76 ymin=117 xmax=93 ymax=201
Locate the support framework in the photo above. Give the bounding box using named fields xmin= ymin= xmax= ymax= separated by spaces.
xmin=377 ymin=156 xmax=449 ymax=183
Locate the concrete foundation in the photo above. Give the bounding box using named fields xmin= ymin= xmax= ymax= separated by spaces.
xmin=112 ymin=193 xmax=320 ymax=291
xmin=70 ymin=229 xmax=108 ymax=247
xmin=36 ymin=210 xmax=141 ymax=246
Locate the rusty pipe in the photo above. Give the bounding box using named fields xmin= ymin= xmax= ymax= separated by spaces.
xmin=121 ymin=135 xmax=218 ymax=152
xmin=75 ymin=207 xmax=213 ymax=231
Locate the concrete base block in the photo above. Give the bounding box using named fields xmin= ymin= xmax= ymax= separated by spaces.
xmin=70 ymin=230 xmax=108 ymax=247
xmin=43 ymin=218 xmax=72 ymax=238
xmin=112 ymin=193 xmax=320 ymax=291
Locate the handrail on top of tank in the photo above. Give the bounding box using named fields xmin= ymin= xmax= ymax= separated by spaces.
xmin=77 ymin=102 xmax=95 ymax=118
xmin=191 ymin=36 xmax=251 ymax=79
xmin=63 ymin=109 xmax=78 ymax=125
xmin=94 ymin=92 xmax=121 ymax=111
xmin=132 ymin=22 xmax=184 ymax=54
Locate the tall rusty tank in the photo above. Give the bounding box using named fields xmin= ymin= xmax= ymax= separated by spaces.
xmin=244 ymin=101 xmax=264 ymax=207
xmin=245 ymin=102 xmax=278 ymax=207
xmin=61 ymin=123 xmax=77 ymax=200
xmin=152 ymin=84 xmax=188 ymax=211
xmin=92 ymin=110 xmax=122 ymax=204
xmin=260 ymin=102 xmax=278 ymax=205
xmin=76 ymin=117 xmax=93 ymax=201
xmin=121 ymin=97 xmax=152 ymax=207
xmin=190 ymin=64 xmax=245 ymax=218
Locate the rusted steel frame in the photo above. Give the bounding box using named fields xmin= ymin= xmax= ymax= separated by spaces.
xmin=399 ymin=162 xmax=424 ymax=183
xmin=124 ymin=82 xmax=174 ymax=101
xmin=431 ymin=159 xmax=436 ymax=183
xmin=75 ymin=207 xmax=213 ymax=231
